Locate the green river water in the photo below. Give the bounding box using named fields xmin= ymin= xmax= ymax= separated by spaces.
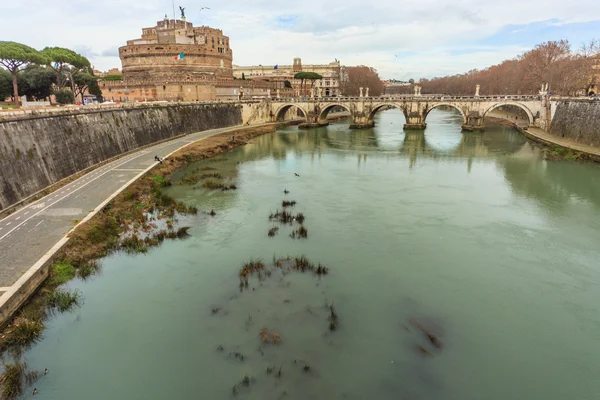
xmin=20 ymin=109 xmax=600 ymax=399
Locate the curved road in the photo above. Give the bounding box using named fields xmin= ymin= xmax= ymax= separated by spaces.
xmin=0 ymin=124 xmax=253 ymax=295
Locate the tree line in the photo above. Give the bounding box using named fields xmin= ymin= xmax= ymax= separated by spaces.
xmin=417 ymin=39 xmax=599 ymax=96
xmin=0 ymin=42 xmax=102 ymax=107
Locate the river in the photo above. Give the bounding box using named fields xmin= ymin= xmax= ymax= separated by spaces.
xmin=20 ymin=108 xmax=600 ymax=399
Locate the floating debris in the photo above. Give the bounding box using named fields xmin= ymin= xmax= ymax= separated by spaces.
xmin=232 ymin=375 xmax=255 ymax=396
xmin=229 ymin=351 xmax=246 ymax=362
xmin=259 ymin=329 xmax=282 ymax=344
xmin=328 ymin=305 xmax=339 ymax=331
xmin=410 ymin=319 xmax=443 ymax=349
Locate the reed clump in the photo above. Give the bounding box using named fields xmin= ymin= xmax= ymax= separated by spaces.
xmin=47 ymin=289 xmax=82 ymax=313
xmin=0 ymin=360 xmax=38 ymax=399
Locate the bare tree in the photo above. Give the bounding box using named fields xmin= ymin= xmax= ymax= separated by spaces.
xmin=340 ymin=66 xmax=384 ymax=96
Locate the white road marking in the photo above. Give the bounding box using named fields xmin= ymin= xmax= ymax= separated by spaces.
xmin=6 ymin=222 xmax=11 ymax=226
xmin=0 ymin=150 xmax=149 ymax=243
xmin=35 ymin=220 xmax=44 ymax=227
xmin=15 ymin=216 xmax=20 ymax=221
xmin=24 ymin=211 xmax=29 ymax=215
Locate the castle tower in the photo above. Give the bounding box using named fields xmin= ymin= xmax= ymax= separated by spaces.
xmin=293 ymin=58 xmax=302 ymax=72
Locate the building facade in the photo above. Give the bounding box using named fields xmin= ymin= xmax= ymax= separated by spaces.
xmin=233 ymin=58 xmax=342 ymax=97
xmin=100 ymin=17 xmax=265 ymax=102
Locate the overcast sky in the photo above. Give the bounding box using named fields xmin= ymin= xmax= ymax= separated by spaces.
xmin=1 ymin=0 xmax=598 ymax=80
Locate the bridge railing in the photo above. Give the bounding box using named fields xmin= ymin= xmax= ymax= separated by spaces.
xmin=268 ymin=94 xmax=545 ymax=102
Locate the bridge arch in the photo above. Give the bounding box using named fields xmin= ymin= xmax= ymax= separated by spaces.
xmin=424 ymin=103 xmax=467 ymax=124
xmin=368 ymin=103 xmax=407 ymax=122
xmin=317 ymin=103 xmax=352 ymax=123
xmin=482 ymin=102 xmax=534 ymax=125
xmin=274 ymin=104 xmax=308 ymax=122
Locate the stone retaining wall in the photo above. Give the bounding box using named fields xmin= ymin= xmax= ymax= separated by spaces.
xmin=550 ymin=100 xmax=600 ymax=146
xmin=0 ymin=103 xmax=242 ymax=210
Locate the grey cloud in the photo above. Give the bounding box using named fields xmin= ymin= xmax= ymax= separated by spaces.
xmin=101 ymin=47 xmax=120 ymax=57
xmin=2 ymin=0 xmax=599 ymax=78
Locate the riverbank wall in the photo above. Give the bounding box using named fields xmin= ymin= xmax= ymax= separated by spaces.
xmin=549 ymin=100 xmax=600 ymax=147
xmin=0 ymin=103 xmax=243 ymax=212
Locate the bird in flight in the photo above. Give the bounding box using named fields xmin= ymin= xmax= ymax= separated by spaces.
xmin=200 ymin=7 xmax=211 ymax=11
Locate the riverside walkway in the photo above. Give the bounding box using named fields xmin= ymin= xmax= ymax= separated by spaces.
xmin=525 ymin=127 xmax=600 ymax=158
xmin=0 ymin=124 xmax=256 ymax=298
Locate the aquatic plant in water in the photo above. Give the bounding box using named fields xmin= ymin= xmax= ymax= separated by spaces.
xmin=47 ymin=289 xmax=82 ymax=313
xmin=0 ymin=360 xmax=38 ymax=399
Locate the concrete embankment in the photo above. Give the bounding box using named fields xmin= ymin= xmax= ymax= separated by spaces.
xmin=0 ymin=103 xmax=243 ymax=211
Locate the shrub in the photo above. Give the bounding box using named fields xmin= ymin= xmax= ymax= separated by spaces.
xmin=54 ymin=88 xmax=75 ymax=105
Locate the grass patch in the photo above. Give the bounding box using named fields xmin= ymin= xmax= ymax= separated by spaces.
xmin=49 ymin=263 xmax=76 ymax=286
xmin=121 ymin=235 xmax=149 ymax=254
xmin=290 ymin=225 xmax=308 ymax=239
xmin=201 ymin=179 xmax=237 ymax=191
xmin=77 ymin=260 xmax=102 ymax=281
xmin=151 ymin=174 xmax=172 ymax=187
xmin=1 ymin=315 xmax=43 ymax=350
xmin=269 ymin=210 xmax=305 ymax=225
xmin=239 ymin=259 xmax=265 ymax=278
xmin=47 ymin=289 xmax=82 ymax=313
xmin=0 ymin=360 xmax=38 ymax=399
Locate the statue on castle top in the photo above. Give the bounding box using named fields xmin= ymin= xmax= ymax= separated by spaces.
xmin=179 ymin=6 xmax=186 ymax=19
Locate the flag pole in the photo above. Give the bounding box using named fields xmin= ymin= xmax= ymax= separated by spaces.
xmin=172 ymin=0 xmax=176 ymax=19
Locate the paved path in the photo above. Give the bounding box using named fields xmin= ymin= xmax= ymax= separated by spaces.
xmin=525 ymin=127 xmax=600 ymax=157
xmin=0 ymin=124 xmax=252 ymax=294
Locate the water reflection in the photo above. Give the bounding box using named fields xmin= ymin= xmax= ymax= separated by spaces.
xmin=499 ymin=150 xmax=600 ymax=211
xmin=240 ymin=110 xmax=528 ymax=167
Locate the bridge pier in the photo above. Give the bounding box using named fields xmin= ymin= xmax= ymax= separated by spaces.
xmin=349 ymin=111 xmax=375 ymax=129
xmin=349 ymin=122 xmax=375 ymax=129
xmin=461 ymin=111 xmax=485 ymax=132
xmin=404 ymin=112 xmax=426 ymax=130
xmin=299 ymin=105 xmax=329 ymax=129
xmin=299 ymin=122 xmax=329 ymax=129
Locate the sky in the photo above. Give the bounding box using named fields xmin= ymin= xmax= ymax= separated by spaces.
xmin=1 ymin=0 xmax=599 ymax=80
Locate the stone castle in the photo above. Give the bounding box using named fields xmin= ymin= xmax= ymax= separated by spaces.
xmin=100 ymin=16 xmax=276 ymax=102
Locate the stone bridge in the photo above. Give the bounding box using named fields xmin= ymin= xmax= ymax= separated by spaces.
xmin=249 ymin=94 xmax=551 ymax=132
